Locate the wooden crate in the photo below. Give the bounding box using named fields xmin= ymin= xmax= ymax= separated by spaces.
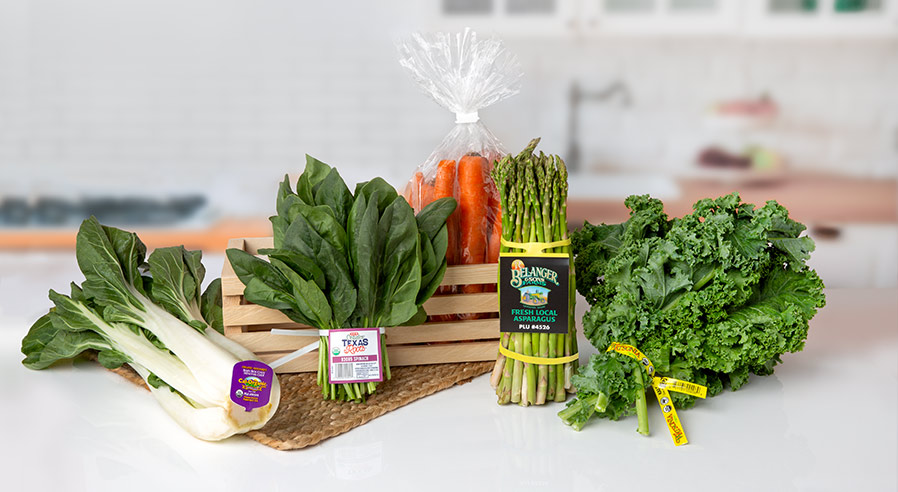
xmin=222 ymin=237 xmax=500 ymax=373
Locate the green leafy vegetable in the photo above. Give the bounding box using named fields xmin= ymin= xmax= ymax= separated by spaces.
xmin=227 ymin=156 xmax=455 ymax=402
xmin=563 ymin=193 xmax=825 ymax=434
xmin=22 ymin=217 xmax=279 ymax=441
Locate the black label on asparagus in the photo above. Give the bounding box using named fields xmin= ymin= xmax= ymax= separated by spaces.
xmin=499 ymin=255 xmax=569 ymax=334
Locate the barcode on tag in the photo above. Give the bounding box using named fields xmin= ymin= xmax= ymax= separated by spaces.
xmin=659 ymin=378 xmax=707 ymax=398
xmin=333 ymin=363 xmax=353 ymax=380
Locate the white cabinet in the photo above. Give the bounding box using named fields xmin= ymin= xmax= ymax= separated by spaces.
xmin=427 ymin=0 xmax=579 ymax=37
xmin=583 ymin=0 xmax=742 ymax=35
xmin=429 ymin=0 xmax=898 ymax=37
xmin=743 ymin=0 xmax=898 ymax=37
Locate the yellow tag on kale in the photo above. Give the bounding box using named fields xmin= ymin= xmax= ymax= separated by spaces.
xmin=652 ymin=385 xmax=688 ymax=446
xmin=606 ymin=342 xmax=655 ymax=377
xmin=606 ymin=342 xmax=707 ymax=447
xmin=653 ymin=377 xmax=707 ymax=399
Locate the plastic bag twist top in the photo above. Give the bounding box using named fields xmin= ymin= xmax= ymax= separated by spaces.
xmin=397 ymin=28 xmax=522 ymax=122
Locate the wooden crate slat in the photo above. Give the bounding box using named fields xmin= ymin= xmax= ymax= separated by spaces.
xmin=386 ymin=318 xmax=498 ymax=344
xmin=226 ymin=304 xmax=293 ymax=326
xmin=258 ymin=351 xmax=318 ymax=373
xmin=438 ymin=263 xmax=498 ymax=286
xmin=422 ymin=292 xmax=497 ymax=316
xmin=258 ymin=341 xmax=499 ymax=374
xmin=221 ymin=238 xmax=244 ymax=282
xmin=221 ymin=278 xmax=246 ymax=296
xmin=226 ymin=318 xmax=499 ymax=352
xmin=226 ymin=332 xmax=321 ymax=353
xmin=221 ymin=295 xmax=244 ymax=336
xmin=243 ymin=237 xmax=273 ymax=254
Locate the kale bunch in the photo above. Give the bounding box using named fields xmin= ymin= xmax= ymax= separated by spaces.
xmin=560 ymin=193 xmax=826 ymax=432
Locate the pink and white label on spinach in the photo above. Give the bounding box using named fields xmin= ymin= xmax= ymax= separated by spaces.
xmin=327 ymin=328 xmax=383 ymax=384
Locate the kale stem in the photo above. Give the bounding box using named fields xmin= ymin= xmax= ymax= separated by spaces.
xmin=557 ymin=394 xmax=598 ymax=431
xmin=595 ymin=392 xmax=609 ymax=413
xmin=630 ymin=337 xmax=650 ymax=436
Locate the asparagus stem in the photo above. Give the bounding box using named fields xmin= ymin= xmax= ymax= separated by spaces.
xmin=554 ymin=333 xmax=566 ymax=402
xmin=491 ymin=332 xmax=510 ymax=389
xmin=522 ymin=331 xmax=535 ymax=406
xmin=547 ymin=333 xmax=556 ymax=401
xmin=511 ymin=333 xmax=524 ymax=403
xmin=537 ymin=333 xmax=549 ymax=404
xmin=499 ymin=333 xmax=514 ymax=404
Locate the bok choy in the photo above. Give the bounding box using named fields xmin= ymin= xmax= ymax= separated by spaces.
xmin=21 ymin=217 xmax=279 ymax=441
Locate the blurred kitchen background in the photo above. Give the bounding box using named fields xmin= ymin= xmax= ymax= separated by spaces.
xmin=0 ymin=0 xmax=896 ymax=308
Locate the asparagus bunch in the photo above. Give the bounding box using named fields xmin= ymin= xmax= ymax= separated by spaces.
xmin=490 ymin=138 xmax=578 ymax=406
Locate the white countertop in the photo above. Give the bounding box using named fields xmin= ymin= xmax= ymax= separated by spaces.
xmin=1 ymin=252 xmax=895 ymax=491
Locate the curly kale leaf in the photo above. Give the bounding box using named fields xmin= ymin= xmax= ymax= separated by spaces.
xmin=567 ymin=193 xmax=826 ymax=431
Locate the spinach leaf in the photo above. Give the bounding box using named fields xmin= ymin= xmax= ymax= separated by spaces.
xmin=416 ymin=197 xmax=457 ymax=241
xmin=269 ymin=258 xmax=333 ymax=328
xmin=271 ymin=215 xmax=289 ymax=249
xmin=374 ymin=197 xmax=421 ymax=326
xmin=348 ymin=191 xmax=380 ymax=324
xmin=418 ymin=224 xmax=449 ymax=305
xmin=314 ymin=167 xmax=354 ymax=226
xmin=356 ymin=178 xmax=399 ymax=214
xmin=285 ymin=202 xmax=347 ymax=257
xmin=275 ymin=174 xmax=297 ymax=216
xmin=257 ymin=248 xmax=326 ymax=291
xmin=304 ymin=154 xmax=332 ymax=193
xmin=226 ymin=248 xmax=292 ymax=295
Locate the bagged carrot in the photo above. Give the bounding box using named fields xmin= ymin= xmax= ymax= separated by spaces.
xmin=397 ymin=29 xmax=521 ymax=319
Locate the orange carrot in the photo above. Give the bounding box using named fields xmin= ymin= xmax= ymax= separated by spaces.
xmin=458 ymin=153 xmax=488 ymax=294
xmin=412 ymin=171 xmax=424 ymax=211
xmin=487 ymin=207 xmax=501 ymax=264
xmin=486 ymin=182 xmax=501 ymax=264
xmin=402 ymin=181 xmax=413 ymax=205
xmin=429 ymin=160 xmax=459 ymax=321
xmin=434 ymin=160 xmax=456 ymax=200
xmin=433 ymin=160 xmax=458 ymax=265
xmin=422 ymin=181 xmax=435 ymax=207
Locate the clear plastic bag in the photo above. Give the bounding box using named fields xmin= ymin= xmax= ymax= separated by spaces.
xmin=397 ymin=29 xmax=522 ymax=297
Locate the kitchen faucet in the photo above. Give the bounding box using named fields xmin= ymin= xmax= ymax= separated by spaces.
xmin=566 ymin=80 xmax=632 ymax=173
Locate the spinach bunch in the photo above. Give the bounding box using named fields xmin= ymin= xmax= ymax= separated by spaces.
xmin=560 ymin=193 xmax=826 ymax=433
xmin=227 ymin=156 xmax=455 ymax=401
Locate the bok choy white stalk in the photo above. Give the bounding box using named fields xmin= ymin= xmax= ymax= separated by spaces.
xmin=21 ymin=217 xmax=279 ymax=441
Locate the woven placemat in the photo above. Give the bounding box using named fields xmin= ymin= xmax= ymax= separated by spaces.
xmin=100 ymin=356 xmax=492 ymax=450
